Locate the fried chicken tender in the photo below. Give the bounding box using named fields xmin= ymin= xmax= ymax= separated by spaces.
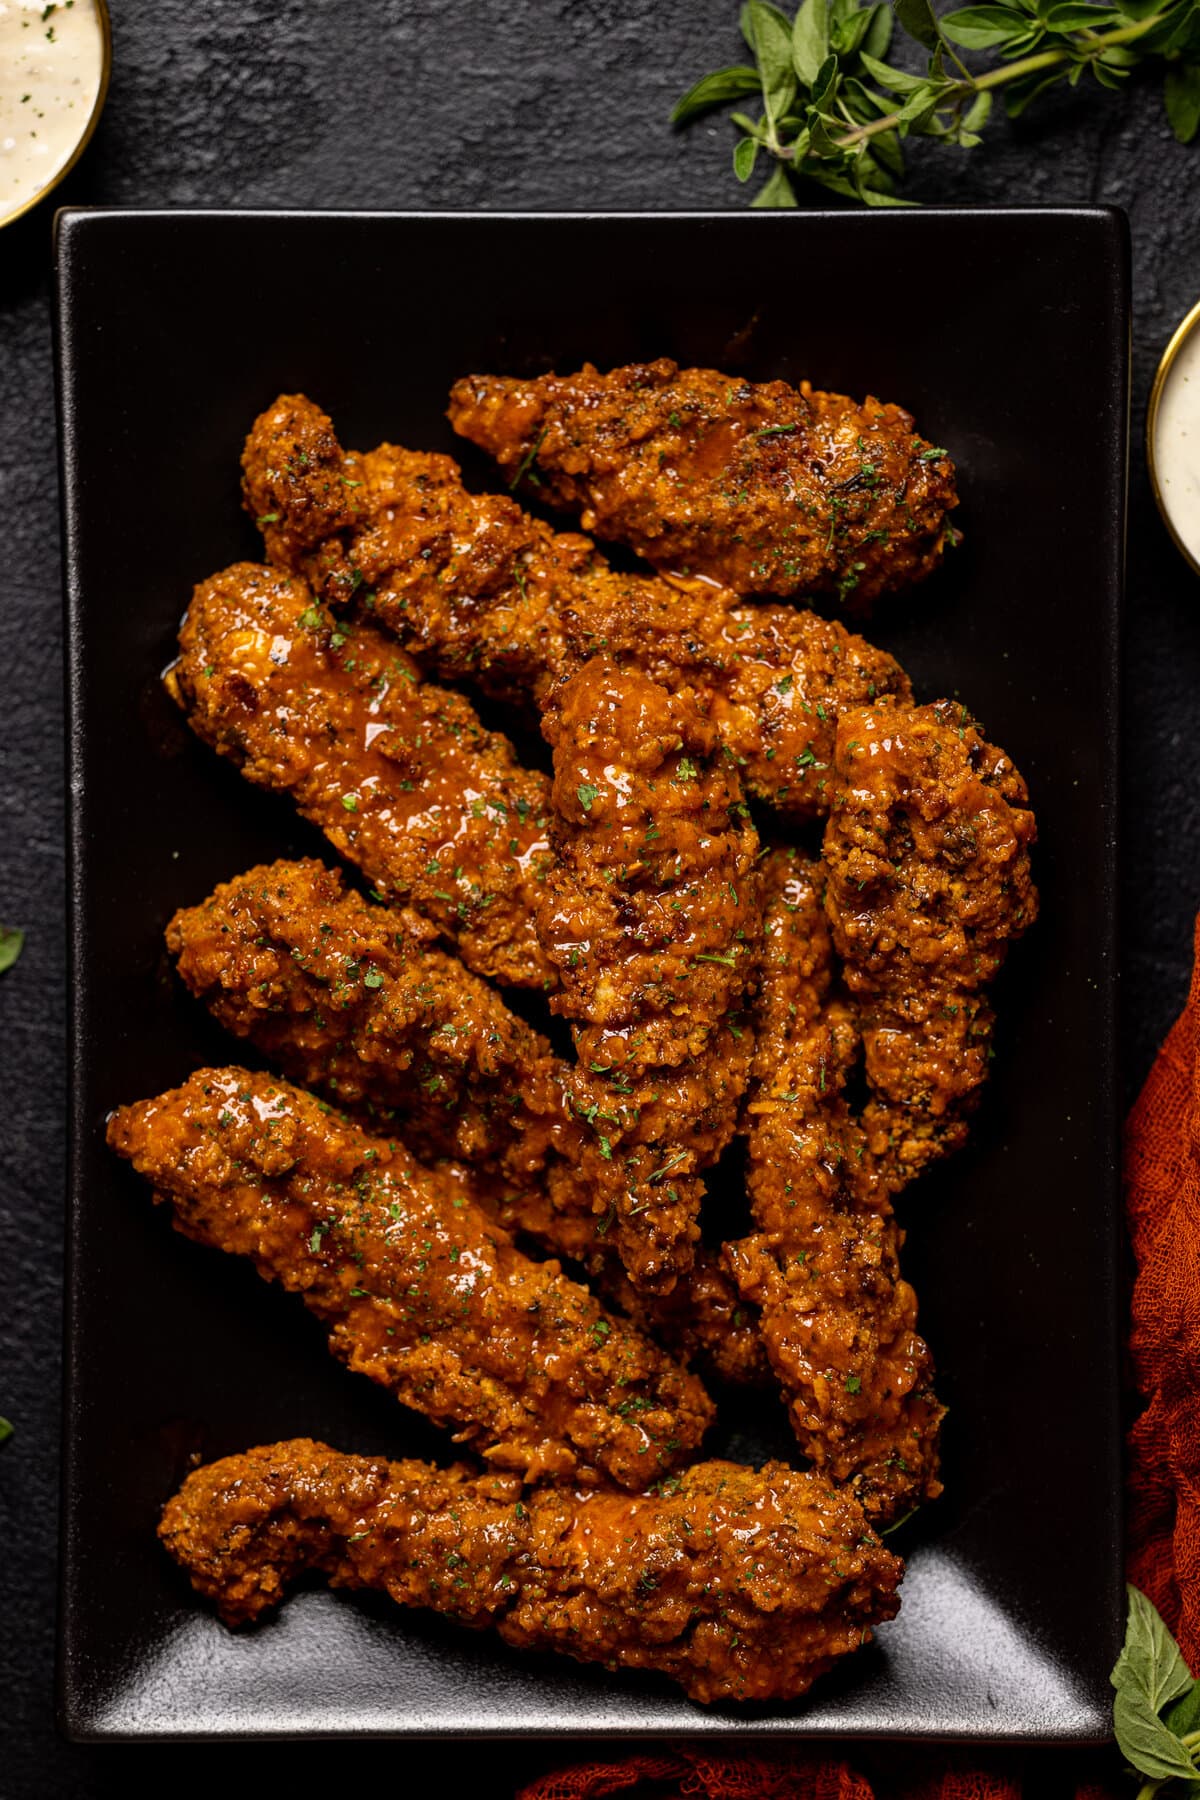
xmin=537 ymin=657 xmax=761 ymax=1293
xmin=160 ymin=1438 xmax=902 ymax=1704
xmin=726 ymin=851 xmax=943 ymax=1524
xmin=164 ymin=561 xmax=552 ymax=988
xmin=166 ymin=857 xmax=764 ymax=1384
xmin=823 ymin=700 xmax=1038 ymax=1190
xmin=447 ymin=359 xmax=958 ymax=605
xmin=240 ymin=395 xmax=912 ymax=822
xmin=107 ymin=1068 xmax=713 ymax=1489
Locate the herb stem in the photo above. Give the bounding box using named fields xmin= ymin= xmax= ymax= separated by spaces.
xmin=971 ymin=13 xmax=1168 ymax=86
xmin=815 ymin=10 xmax=1169 ymax=153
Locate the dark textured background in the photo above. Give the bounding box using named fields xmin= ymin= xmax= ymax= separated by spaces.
xmin=2 ymin=2 xmax=1197 ymax=1793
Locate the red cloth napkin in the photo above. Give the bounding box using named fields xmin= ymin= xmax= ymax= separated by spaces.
xmin=519 ymin=920 xmax=1200 ymax=1800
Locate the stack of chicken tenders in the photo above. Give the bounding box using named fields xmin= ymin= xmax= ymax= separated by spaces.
xmin=110 ymin=360 xmax=1037 ymax=1706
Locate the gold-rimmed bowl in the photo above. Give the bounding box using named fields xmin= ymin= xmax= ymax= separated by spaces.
xmin=1146 ymin=295 xmax=1200 ymax=579
xmin=0 ymin=0 xmax=111 ymax=232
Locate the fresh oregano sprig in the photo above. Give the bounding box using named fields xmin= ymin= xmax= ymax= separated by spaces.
xmin=1111 ymin=1585 xmax=1200 ymax=1797
xmin=672 ymin=0 xmax=1200 ymax=205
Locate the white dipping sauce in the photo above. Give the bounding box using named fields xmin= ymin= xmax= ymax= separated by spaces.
xmin=0 ymin=0 xmax=105 ymax=223
xmin=1154 ymin=316 xmax=1200 ymax=571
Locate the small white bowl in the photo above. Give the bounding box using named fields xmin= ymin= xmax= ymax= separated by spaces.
xmin=0 ymin=0 xmax=111 ymax=232
xmin=1147 ymin=295 xmax=1200 ymax=578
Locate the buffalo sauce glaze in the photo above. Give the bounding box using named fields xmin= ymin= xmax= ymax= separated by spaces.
xmin=165 ymin=856 xmax=769 ymax=1386
xmin=536 ymin=656 xmax=761 ymax=1293
xmin=239 ymin=394 xmax=914 ymax=822
xmin=165 ymin=562 xmax=552 ymax=988
xmin=106 ymin=1067 xmax=713 ymax=1489
xmin=160 ymin=1439 xmax=903 ymax=1704
xmin=447 ymin=358 xmax=958 ymax=604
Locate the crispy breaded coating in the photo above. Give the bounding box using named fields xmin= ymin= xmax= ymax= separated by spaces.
xmin=601 ymin=1254 xmax=767 ymax=1389
xmin=823 ymin=700 xmax=1038 ymax=1190
xmin=107 ymin=1068 xmax=713 ymax=1489
xmin=727 ymin=851 xmax=943 ymax=1523
xmin=164 ymin=561 xmax=552 ymax=988
xmin=242 ymin=392 xmax=367 ymax=568
xmin=537 ymin=657 xmax=761 ymax=1293
xmin=166 ymin=857 xmax=567 ymax=1211
xmin=160 ymin=1438 xmax=902 ymax=1704
xmin=448 ymin=358 xmax=958 ymax=604
xmin=240 ymin=395 xmax=912 ymax=822
xmin=166 ymin=857 xmax=764 ymax=1383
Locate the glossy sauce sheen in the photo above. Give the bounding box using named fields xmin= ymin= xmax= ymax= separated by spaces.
xmin=160 ymin=1438 xmax=903 ymax=1705
xmin=240 ymin=394 xmax=913 ymax=823
xmin=537 ymin=656 xmax=761 ymax=1292
xmin=107 ymin=1068 xmax=713 ymax=1489
xmin=728 ymin=849 xmax=943 ymax=1524
xmin=448 ymin=358 xmax=958 ymax=604
xmin=823 ymin=699 xmax=1038 ymax=1190
xmin=165 ymin=562 xmax=552 ymax=988
xmin=166 ymin=856 xmax=766 ymax=1384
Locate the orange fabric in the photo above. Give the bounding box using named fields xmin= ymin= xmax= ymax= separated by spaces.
xmin=519 ymin=918 xmax=1200 ymax=1800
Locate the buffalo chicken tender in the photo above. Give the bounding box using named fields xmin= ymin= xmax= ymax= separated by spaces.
xmin=823 ymin=700 xmax=1038 ymax=1190
xmin=240 ymin=393 xmax=913 ymax=822
xmin=728 ymin=851 xmax=944 ymax=1523
xmin=107 ymin=1068 xmax=713 ymax=1489
xmin=164 ymin=561 xmax=552 ymax=988
xmin=161 ymin=1438 xmax=903 ymax=1705
xmin=448 ymin=358 xmax=958 ymax=605
xmin=167 ymin=857 xmax=765 ymax=1384
xmin=537 ymin=656 xmax=761 ymax=1293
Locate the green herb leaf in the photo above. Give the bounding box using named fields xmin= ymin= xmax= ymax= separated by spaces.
xmin=1166 ymin=60 xmax=1200 ymax=141
xmin=860 ymin=50 xmax=932 ymax=91
xmin=1112 ymin=1586 xmax=1194 ymax=1709
xmin=1111 ymin=1586 xmax=1200 ymax=1783
xmin=1165 ymin=1676 xmax=1200 ymax=1743
xmin=962 ymin=89 xmax=994 ymax=132
xmin=731 ymin=107 xmax=770 ymax=138
xmin=940 ymin=4 xmax=1031 ymax=46
xmin=895 ymin=0 xmax=944 ymax=50
xmin=1114 ymin=1686 xmax=1200 ymax=1783
xmin=1043 ymin=1 xmax=1121 ymax=25
xmin=734 ymin=134 xmax=761 ymax=179
xmin=0 ymin=926 xmax=23 ymax=975
xmin=861 ymin=1 xmax=894 ymax=59
xmin=670 ymin=64 xmax=763 ymax=125
xmin=832 ymin=4 xmax=880 ymax=55
xmin=792 ymin=0 xmax=830 ymax=84
xmin=576 ymin=783 xmax=601 ymax=813
xmin=0 ymin=1417 xmax=12 ymax=1447
xmin=744 ymin=0 xmax=799 ymax=120
xmin=751 ymin=161 xmax=798 ymax=205
xmin=861 ymin=181 xmax=916 ymax=205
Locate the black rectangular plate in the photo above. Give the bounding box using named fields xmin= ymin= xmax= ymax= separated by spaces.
xmin=56 ymin=208 xmax=1128 ymax=1743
